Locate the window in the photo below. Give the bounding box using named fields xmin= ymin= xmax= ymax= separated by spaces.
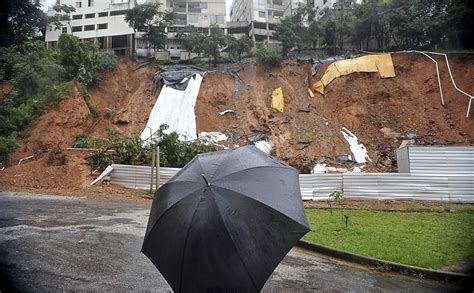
xmin=84 ymin=24 xmax=95 ymax=31
xmin=110 ymin=10 xmax=128 ymax=16
xmin=88 ymin=0 xmax=93 ymax=6
xmin=201 ymin=3 xmax=207 ymax=9
xmin=273 ymin=10 xmax=284 ymax=17
xmin=188 ymin=14 xmax=199 ymax=23
xmin=188 ymin=3 xmax=201 ymax=13
xmin=98 ymin=12 xmax=108 ymax=17
xmin=72 ymin=26 xmax=82 ymax=32
xmin=75 ymin=1 xmax=82 ymax=8
xmin=62 ymin=27 xmax=67 ymax=33
xmin=253 ymin=22 xmax=266 ymax=29
xmin=259 ymin=11 xmax=265 ymax=17
xmin=85 ymin=13 xmax=95 ymax=18
xmin=273 ymin=0 xmax=283 ymax=5
xmin=173 ymin=3 xmax=186 ymax=12
xmin=257 ymin=0 xmax=265 ymax=5
xmin=176 ymin=14 xmax=187 ymax=25
xmin=72 ymin=14 xmax=82 ymax=20
xmin=98 ymin=23 xmax=108 ymax=29
xmin=216 ymin=15 xmax=225 ymax=24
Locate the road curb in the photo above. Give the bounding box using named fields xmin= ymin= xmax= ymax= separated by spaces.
xmin=296 ymin=240 xmax=470 ymax=283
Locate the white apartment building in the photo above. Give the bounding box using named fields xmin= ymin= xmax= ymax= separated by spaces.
xmin=144 ymin=0 xmax=227 ymax=58
xmin=45 ymin=0 xmax=135 ymax=55
xmin=229 ymin=0 xmax=305 ymax=45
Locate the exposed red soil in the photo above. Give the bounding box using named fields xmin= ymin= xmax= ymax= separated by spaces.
xmin=195 ymin=53 xmax=474 ymax=172
xmin=1 ymin=53 xmax=473 ymax=198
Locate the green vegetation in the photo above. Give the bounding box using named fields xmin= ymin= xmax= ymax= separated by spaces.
xmin=85 ymin=124 xmax=218 ymax=170
xmin=152 ymin=124 xmax=217 ymax=167
xmin=304 ymin=207 xmax=474 ymax=270
xmin=255 ymin=43 xmax=281 ymax=66
xmin=0 ymin=36 xmax=118 ymax=163
xmin=0 ymin=0 xmax=47 ymax=47
xmin=178 ymin=26 xmax=253 ymax=65
xmin=125 ymin=2 xmax=175 ymax=56
xmin=275 ymin=0 xmax=474 ymax=53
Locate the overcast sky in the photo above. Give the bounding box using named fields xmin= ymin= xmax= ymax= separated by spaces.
xmin=40 ymin=0 xmax=233 ymax=19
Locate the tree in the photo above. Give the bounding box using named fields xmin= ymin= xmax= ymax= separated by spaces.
xmin=274 ymin=4 xmax=320 ymax=56
xmin=202 ymin=27 xmax=227 ymax=66
xmin=226 ymin=35 xmax=253 ymax=61
xmin=178 ymin=27 xmax=207 ymax=61
xmin=0 ymin=0 xmax=47 ymax=46
xmin=125 ymin=3 xmax=175 ymax=56
xmin=47 ymin=0 xmax=76 ymax=33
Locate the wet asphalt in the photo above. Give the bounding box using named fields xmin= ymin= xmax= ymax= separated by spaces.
xmin=0 ymin=192 xmax=462 ymax=292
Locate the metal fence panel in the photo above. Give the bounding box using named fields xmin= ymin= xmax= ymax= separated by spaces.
xmin=397 ymin=146 xmax=474 ymax=175
xmin=110 ymin=164 xmax=180 ymax=189
xmin=343 ymin=173 xmax=450 ymax=201
xmin=107 ymin=164 xmax=474 ymax=202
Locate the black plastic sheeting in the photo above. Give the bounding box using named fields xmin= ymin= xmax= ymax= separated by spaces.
xmin=151 ymin=65 xmax=206 ymax=95
xmin=311 ymin=55 xmax=346 ymax=76
xmin=142 ymin=146 xmax=310 ymax=292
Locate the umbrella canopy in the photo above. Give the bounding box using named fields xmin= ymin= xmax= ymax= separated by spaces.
xmin=142 ymin=146 xmax=310 ymax=292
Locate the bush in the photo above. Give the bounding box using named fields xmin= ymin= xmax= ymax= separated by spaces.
xmin=84 ymin=124 xmax=218 ymax=170
xmin=151 ymin=124 xmax=218 ymax=168
xmin=0 ymin=134 xmax=18 ymax=163
xmin=96 ymin=51 xmax=118 ymax=72
xmin=87 ymin=150 xmax=114 ymax=170
xmin=256 ymin=43 xmax=281 ymax=66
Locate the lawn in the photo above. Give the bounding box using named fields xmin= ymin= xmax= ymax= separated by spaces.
xmin=303 ymin=207 xmax=474 ymax=271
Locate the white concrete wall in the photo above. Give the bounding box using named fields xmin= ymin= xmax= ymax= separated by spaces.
xmin=45 ymin=0 xmax=134 ymax=42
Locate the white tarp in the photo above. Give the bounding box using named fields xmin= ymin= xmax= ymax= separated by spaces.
xmin=340 ymin=127 xmax=371 ymax=164
xmin=141 ymin=74 xmax=203 ymax=142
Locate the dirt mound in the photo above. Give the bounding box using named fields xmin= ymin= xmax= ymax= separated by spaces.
xmin=1 ymin=60 xmax=157 ymax=196
xmin=10 ymin=87 xmax=91 ymax=164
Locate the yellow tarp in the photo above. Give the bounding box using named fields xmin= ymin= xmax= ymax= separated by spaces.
xmin=271 ymin=87 xmax=284 ymax=112
xmin=313 ymin=54 xmax=396 ymax=94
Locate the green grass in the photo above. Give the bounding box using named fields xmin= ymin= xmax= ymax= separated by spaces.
xmin=303 ymin=208 xmax=474 ymax=271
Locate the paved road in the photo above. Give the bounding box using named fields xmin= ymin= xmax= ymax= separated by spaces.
xmin=0 ymin=192 xmax=460 ymax=292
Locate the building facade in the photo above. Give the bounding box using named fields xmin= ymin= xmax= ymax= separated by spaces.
xmin=45 ymin=0 xmax=135 ymax=55
xmin=229 ymin=0 xmax=305 ymax=46
xmin=142 ymin=0 xmax=227 ymax=58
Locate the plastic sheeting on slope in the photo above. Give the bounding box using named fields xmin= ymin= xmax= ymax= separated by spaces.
xmin=271 ymin=87 xmax=284 ymax=112
xmin=151 ymin=65 xmax=206 ymax=94
xmin=141 ymin=74 xmax=203 ymax=142
xmin=313 ymin=54 xmax=396 ymax=94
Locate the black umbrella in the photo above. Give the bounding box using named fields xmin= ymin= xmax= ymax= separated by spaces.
xmin=142 ymin=146 xmax=310 ymax=292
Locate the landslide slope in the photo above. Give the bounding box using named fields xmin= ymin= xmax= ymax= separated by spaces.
xmin=1 ymin=53 xmax=473 ymax=195
xmin=196 ymin=53 xmax=474 ymax=171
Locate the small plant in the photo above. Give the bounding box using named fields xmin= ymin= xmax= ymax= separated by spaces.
xmin=86 ymin=150 xmax=114 ymax=171
xmin=328 ymin=191 xmax=351 ymax=227
xmin=329 ymin=190 xmax=344 ymax=201
xmin=106 ymin=106 xmax=116 ymax=118
xmin=328 ymin=190 xmax=344 ymax=215
xmin=255 ymin=43 xmax=281 ymax=66
xmin=71 ymin=134 xmax=91 ymax=148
